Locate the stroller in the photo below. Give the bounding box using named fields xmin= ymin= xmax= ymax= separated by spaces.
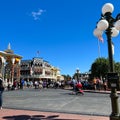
xmin=75 ymin=82 xmax=84 ymax=95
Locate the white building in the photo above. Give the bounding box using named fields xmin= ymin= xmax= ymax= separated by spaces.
xmin=20 ymin=57 xmax=64 ymax=82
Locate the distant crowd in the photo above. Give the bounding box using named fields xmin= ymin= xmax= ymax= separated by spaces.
xmin=69 ymin=77 xmax=108 ymax=91
xmin=2 ymin=77 xmax=108 ymax=91
xmin=3 ymin=79 xmax=65 ymax=91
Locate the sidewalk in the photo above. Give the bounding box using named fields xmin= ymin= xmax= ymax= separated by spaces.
xmin=0 ymin=108 xmax=109 ymax=120
xmin=64 ymin=86 xmax=120 ymax=94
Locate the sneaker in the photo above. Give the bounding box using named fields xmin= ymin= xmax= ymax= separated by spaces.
xmin=0 ymin=107 xmax=2 ymax=110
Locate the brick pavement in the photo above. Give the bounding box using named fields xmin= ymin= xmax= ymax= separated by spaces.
xmin=0 ymin=108 xmax=109 ymax=120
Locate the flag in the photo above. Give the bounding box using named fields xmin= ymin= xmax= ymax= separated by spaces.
xmin=98 ymin=36 xmax=104 ymax=43
xmin=112 ymin=42 xmax=114 ymax=55
xmin=37 ymin=50 xmax=40 ymax=57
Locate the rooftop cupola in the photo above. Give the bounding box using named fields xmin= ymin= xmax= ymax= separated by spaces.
xmin=4 ymin=43 xmax=14 ymax=54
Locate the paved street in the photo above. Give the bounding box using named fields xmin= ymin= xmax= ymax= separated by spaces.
xmin=2 ymin=88 xmax=117 ymax=116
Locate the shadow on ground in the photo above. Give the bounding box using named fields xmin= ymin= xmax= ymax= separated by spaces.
xmin=3 ymin=114 xmax=79 ymax=120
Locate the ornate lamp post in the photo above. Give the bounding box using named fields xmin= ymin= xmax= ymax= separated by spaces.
xmin=93 ymin=3 xmax=120 ymax=120
xmin=76 ymin=68 xmax=80 ymax=82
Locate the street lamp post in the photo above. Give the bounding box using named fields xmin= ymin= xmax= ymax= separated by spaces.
xmin=93 ymin=3 xmax=120 ymax=120
xmin=76 ymin=68 xmax=80 ymax=82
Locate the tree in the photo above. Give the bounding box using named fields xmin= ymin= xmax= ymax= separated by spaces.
xmin=114 ymin=62 xmax=120 ymax=76
xmin=90 ymin=57 xmax=120 ymax=79
xmin=90 ymin=57 xmax=109 ymax=78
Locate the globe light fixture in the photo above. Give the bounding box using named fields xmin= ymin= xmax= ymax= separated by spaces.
xmin=111 ymin=27 xmax=119 ymax=37
xmin=102 ymin=3 xmax=114 ymax=15
xmin=76 ymin=68 xmax=80 ymax=73
xmin=97 ymin=19 xmax=109 ymax=30
xmin=115 ymin=20 xmax=120 ymax=30
xmin=93 ymin=3 xmax=120 ymax=120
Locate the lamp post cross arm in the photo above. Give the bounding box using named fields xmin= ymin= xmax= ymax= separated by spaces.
xmin=116 ymin=13 xmax=120 ymax=20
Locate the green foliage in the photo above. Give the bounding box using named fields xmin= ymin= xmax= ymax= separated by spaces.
xmin=114 ymin=62 xmax=120 ymax=76
xmin=90 ymin=57 xmax=120 ymax=78
xmin=90 ymin=57 xmax=109 ymax=78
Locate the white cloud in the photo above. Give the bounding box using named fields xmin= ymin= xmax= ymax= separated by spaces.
xmin=31 ymin=9 xmax=45 ymax=20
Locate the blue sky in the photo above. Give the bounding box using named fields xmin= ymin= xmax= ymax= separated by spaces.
xmin=0 ymin=0 xmax=120 ymax=76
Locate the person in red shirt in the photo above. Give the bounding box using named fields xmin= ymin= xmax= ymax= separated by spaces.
xmin=76 ymin=81 xmax=84 ymax=95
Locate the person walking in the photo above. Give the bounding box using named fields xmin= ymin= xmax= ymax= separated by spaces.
xmin=103 ymin=78 xmax=107 ymax=91
xmin=0 ymin=74 xmax=4 ymax=110
xmin=93 ymin=77 xmax=97 ymax=90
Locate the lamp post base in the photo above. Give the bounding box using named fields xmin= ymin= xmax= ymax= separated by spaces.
xmin=110 ymin=89 xmax=120 ymax=120
xmin=110 ymin=116 xmax=120 ymax=120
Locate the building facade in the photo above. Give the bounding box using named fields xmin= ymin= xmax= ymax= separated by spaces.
xmin=0 ymin=43 xmax=22 ymax=85
xmin=20 ymin=57 xmax=64 ymax=82
xmin=0 ymin=44 xmax=64 ymax=86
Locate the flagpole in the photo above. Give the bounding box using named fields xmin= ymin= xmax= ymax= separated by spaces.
xmin=37 ymin=51 xmax=40 ymax=57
